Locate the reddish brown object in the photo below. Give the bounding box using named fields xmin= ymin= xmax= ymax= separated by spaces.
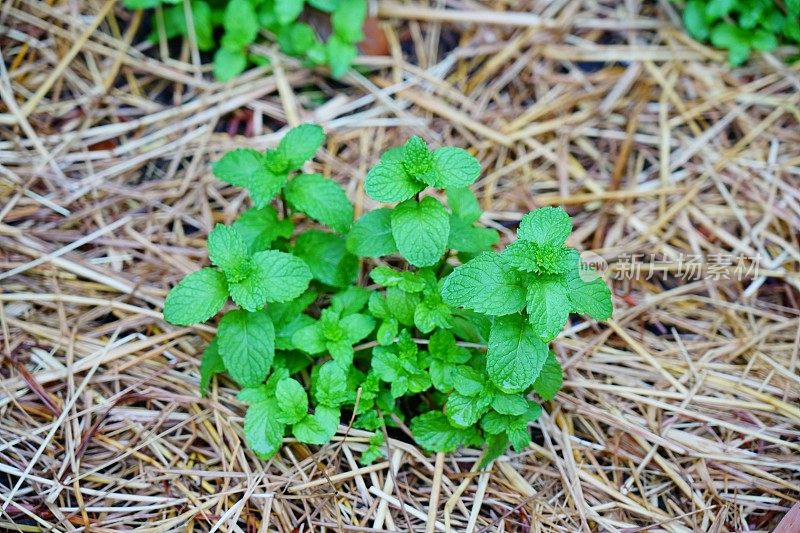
xmin=359 ymin=17 xmax=389 ymax=56
xmin=774 ymin=503 xmax=800 ymax=533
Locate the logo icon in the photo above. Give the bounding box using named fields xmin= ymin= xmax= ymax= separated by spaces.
xmin=578 ymin=251 xmax=608 ymax=282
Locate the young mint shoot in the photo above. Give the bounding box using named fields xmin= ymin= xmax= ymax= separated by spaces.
xmin=163 ymin=124 xmax=614 ymax=466
xmin=127 ymin=0 xmax=369 ymax=81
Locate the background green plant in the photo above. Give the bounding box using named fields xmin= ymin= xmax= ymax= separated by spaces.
xmin=163 ymin=124 xmax=613 ymax=465
xmin=680 ymin=0 xmax=800 ymax=64
xmin=125 ymin=0 xmax=367 ymax=80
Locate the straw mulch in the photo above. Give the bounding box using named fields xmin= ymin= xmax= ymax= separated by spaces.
xmin=1 ymin=1 xmax=799 ymax=531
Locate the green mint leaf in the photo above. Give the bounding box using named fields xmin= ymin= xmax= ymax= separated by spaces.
xmin=360 ymin=431 xmax=385 ymax=465
xmin=401 ymin=137 xmax=436 ymax=185
xmin=376 ymin=318 xmax=398 ymax=346
xmin=432 ymin=147 xmax=481 ymax=189
xmin=164 ymin=268 xmax=228 ymax=325
xmin=233 ymin=206 xmax=294 ymax=254
xmin=371 ymin=345 xmax=402 ymax=382
xmin=429 ymin=360 xmax=455 ymax=392
xmin=212 ymin=149 xmax=265 ymax=187
xmin=277 ymin=123 xmax=325 ymax=170
xmin=275 ymin=377 xmax=308 ymax=424
xmin=331 ymin=286 xmax=370 ymax=315
xmin=365 ymin=158 xmax=425 ymax=203
xmin=332 ymin=0 xmax=367 ymax=43
xmin=751 ymin=29 xmax=778 ymax=51
xmin=308 ymin=0 xmax=338 ymax=11
xmin=274 ymin=314 xmax=315 ymax=351
xmin=411 ymin=412 xmax=480 ymax=453
xmin=340 ymin=313 xmax=375 ymax=343
xmin=445 ymin=392 xmax=490 ymax=428
xmin=564 ymin=269 xmax=613 ymax=320
xmin=386 ymin=287 xmax=420 ymax=326
xmin=451 ymin=366 xmax=485 ymax=397
xmin=368 ymin=291 xmax=391 ymax=319
xmin=347 ymin=208 xmax=398 ymax=257
xmin=705 ymin=0 xmax=735 ymax=19
xmin=249 ymin=169 xmax=289 ymax=208
xmin=526 ymin=276 xmax=571 ymax=342
xmin=328 ymin=339 xmax=355 ymax=366
xmin=222 ymin=0 xmax=258 ymax=48
xmin=532 ymin=352 xmax=563 ymax=401
xmin=190 ymin=1 xmax=214 ymax=50
xmin=491 ymin=392 xmax=529 ymax=416
xmin=230 ymin=251 xmax=311 ymax=311
xmin=683 ymin=0 xmax=710 ymax=40
xmin=314 ymin=361 xmax=350 ymax=407
xmin=517 ymin=207 xmax=572 ymax=246
xmin=274 ymin=0 xmax=304 ymax=25
xmin=447 ymin=187 xmax=482 ymax=224
xmin=125 ymin=0 xmax=162 ymax=7
xmin=502 ymin=241 xmax=576 ymax=275
xmin=292 ymin=323 xmax=327 ymax=354
xmin=208 ymin=224 xmax=251 ymax=282
xmin=481 ymin=433 xmax=510 ymax=467
xmin=244 ymin=397 xmax=284 ymax=458
xmin=326 ymin=35 xmax=358 ymax=79
xmin=451 ymin=310 xmax=492 ymax=344
xmin=391 ymin=196 xmax=450 ymax=267
xmin=199 ymin=337 xmax=225 ymax=397
xmin=369 ymin=267 xmax=425 ymax=292
xmin=277 ymin=22 xmax=318 ymax=56
xmin=440 ymin=253 xmax=526 ymax=316
xmin=285 ymin=173 xmax=353 ymax=233
xmin=294 ymin=231 xmax=358 ymax=288
xmin=428 ymin=330 xmax=470 ymax=363
xmin=314 ymin=405 xmax=341 ymax=437
xmin=507 ymin=424 xmax=531 ymax=452
xmin=217 ymin=310 xmax=275 ymax=387
xmin=711 ymin=22 xmax=745 ymax=49
xmin=481 ymin=411 xmax=509 ymax=435
xmin=447 ymin=215 xmax=499 ymax=253
xmin=414 ymin=293 xmax=453 ymax=334
xmin=486 ymin=314 xmax=549 ymax=393
xmin=267 ymin=290 xmax=317 ymax=330
xmin=213 ymin=48 xmax=247 ymax=81
xmin=293 ymin=410 xmax=337 ymax=444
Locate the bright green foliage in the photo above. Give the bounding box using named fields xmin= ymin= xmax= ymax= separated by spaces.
xmin=294 ymin=230 xmax=358 ymax=288
xmin=365 ymin=136 xmax=481 ymax=203
xmin=163 ymin=125 xmax=613 ymax=464
xmin=440 ymin=253 xmax=527 ymax=316
xmin=218 ymin=310 xmax=275 ymax=387
xmin=199 ymin=338 xmax=224 ymax=396
xmin=163 ymin=268 xmax=228 ymax=325
xmin=292 ymin=308 xmax=375 ymax=366
xmin=360 ymin=431 xmax=385 ymax=465
xmin=285 ymin=173 xmax=353 ymax=233
xmin=132 ymin=0 xmax=368 ymax=80
xmin=391 ymin=197 xmax=450 ymax=267
xmin=679 ymin=0 xmax=799 ymax=65
xmin=347 ymin=208 xmax=397 ymax=257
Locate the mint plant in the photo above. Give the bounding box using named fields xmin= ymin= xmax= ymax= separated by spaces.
xmin=680 ymin=0 xmax=800 ymax=64
xmin=126 ymin=0 xmax=367 ymax=80
xmin=163 ymin=124 xmax=613 ymax=466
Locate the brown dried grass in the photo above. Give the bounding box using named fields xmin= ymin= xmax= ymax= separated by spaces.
xmin=1 ymin=0 xmax=799 ymax=531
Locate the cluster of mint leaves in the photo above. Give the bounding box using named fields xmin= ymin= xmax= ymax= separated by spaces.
xmin=163 ymin=124 xmax=613 ymax=464
xmin=125 ymin=0 xmax=367 ymax=80
xmin=680 ymin=0 xmax=800 ymax=64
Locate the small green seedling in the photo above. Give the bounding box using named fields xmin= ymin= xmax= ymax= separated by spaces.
xmin=680 ymin=0 xmax=800 ymax=64
xmin=163 ymin=124 xmax=614 ymax=466
xmin=125 ymin=0 xmax=368 ymax=80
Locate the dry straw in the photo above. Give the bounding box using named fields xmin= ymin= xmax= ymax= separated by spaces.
xmin=0 ymin=0 xmax=798 ymax=531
